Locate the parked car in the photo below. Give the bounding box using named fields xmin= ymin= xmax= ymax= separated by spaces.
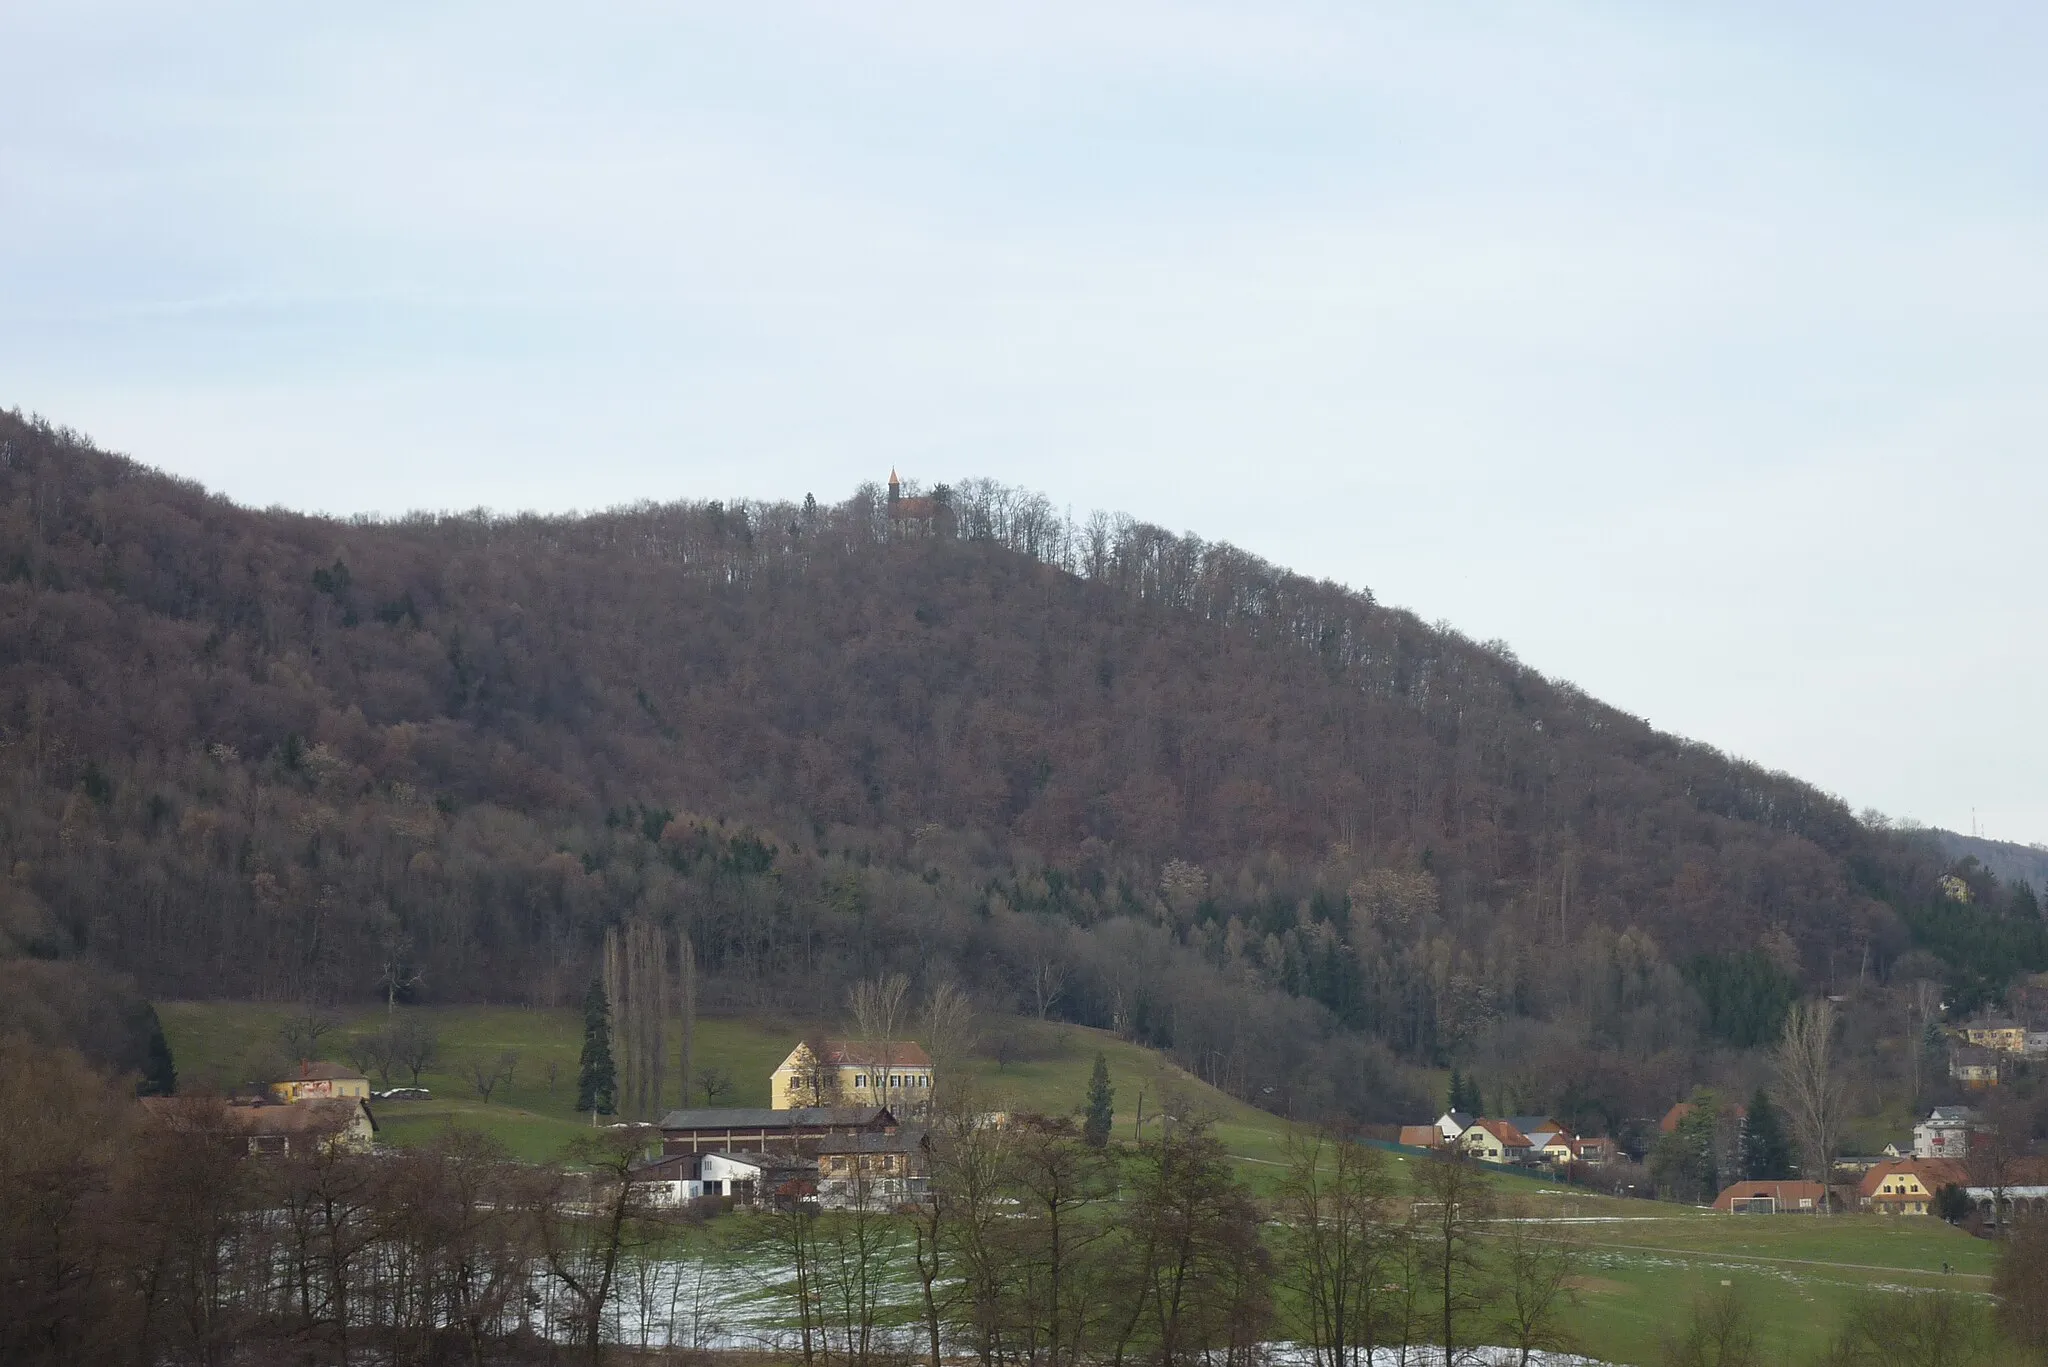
xmin=373 ymin=1087 xmax=431 ymax=1101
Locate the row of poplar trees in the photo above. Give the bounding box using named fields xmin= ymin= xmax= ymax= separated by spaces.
xmin=578 ymin=920 xmax=696 ymax=1119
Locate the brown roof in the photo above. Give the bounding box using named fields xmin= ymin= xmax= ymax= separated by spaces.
xmin=1859 ymin=1159 xmax=1967 ymax=1200
xmin=1712 ymin=1180 xmax=1827 ymax=1211
xmin=288 ymin=1061 xmax=367 ymax=1082
xmin=1472 ymin=1119 xmax=1532 ymax=1148
xmin=820 ymin=1040 xmax=932 ymax=1068
xmin=1398 ymin=1125 xmax=1442 ymax=1149
xmin=142 ymin=1096 xmax=374 ymax=1137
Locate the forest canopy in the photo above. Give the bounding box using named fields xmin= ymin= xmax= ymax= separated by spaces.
xmin=0 ymin=410 xmax=2035 ymax=1125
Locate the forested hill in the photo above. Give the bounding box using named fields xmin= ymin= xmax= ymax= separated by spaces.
xmin=1 ymin=410 xmax=2036 ymax=1125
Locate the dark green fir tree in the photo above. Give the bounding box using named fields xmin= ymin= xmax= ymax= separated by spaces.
xmin=1082 ymin=1051 xmax=1114 ymax=1149
xmin=136 ymin=1003 xmax=176 ymax=1097
xmin=576 ymin=978 xmax=617 ymax=1116
xmin=1741 ymin=1087 xmax=1793 ymax=1180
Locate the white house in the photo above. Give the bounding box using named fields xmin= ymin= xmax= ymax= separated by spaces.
xmin=1435 ymin=1111 xmax=1476 ymax=1144
xmin=1913 ymin=1106 xmax=1976 ymax=1159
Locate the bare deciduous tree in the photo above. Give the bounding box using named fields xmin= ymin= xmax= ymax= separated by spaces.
xmin=468 ymin=1050 xmax=518 ymax=1103
xmin=277 ymin=1004 xmax=342 ymax=1061
xmin=1492 ymin=1198 xmax=1583 ymax=1367
xmin=1772 ymin=998 xmax=1845 ymax=1209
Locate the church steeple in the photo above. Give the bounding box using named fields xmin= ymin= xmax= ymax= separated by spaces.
xmin=888 ymin=468 xmax=901 ymax=506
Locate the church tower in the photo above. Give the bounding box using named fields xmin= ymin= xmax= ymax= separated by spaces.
xmin=887 ymin=468 xmax=901 ymax=510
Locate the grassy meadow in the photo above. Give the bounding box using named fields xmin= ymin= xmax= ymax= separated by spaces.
xmin=157 ymin=1002 xmax=2000 ymax=1364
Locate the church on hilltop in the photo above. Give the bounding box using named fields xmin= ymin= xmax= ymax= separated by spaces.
xmin=886 ymin=469 xmax=945 ymax=533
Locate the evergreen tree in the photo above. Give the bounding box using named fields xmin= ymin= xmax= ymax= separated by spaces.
xmin=1082 ymin=1051 xmax=1114 ymax=1148
xmin=576 ymin=978 xmax=617 ymax=1115
xmin=1741 ymin=1087 xmax=1793 ymax=1180
xmin=136 ymin=1003 xmax=176 ymax=1097
xmin=1447 ymin=1068 xmax=1465 ymax=1115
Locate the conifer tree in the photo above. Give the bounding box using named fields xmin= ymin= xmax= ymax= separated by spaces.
xmin=1742 ymin=1086 xmax=1793 ymax=1179
xmin=1082 ymin=1051 xmax=1114 ymax=1148
xmin=1447 ymin=1069 xmax=1464 ymax=1115
xmin=577 ymin=978 xmax=617 ymax=1115
xmin=137 ymin=1003 xmax=176 ymax=1097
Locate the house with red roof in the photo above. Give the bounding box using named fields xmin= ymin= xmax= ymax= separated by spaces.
xmin=1857 ymin=1159 xmax=1967 ymax=1216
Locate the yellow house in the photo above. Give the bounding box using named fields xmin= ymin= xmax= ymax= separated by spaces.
xmin=771 ymin=1040 xmax=933 ymax=1111
xmin=270 ymin=1061 xmax=372 ymax=1104
xmin=1964 ymin=1020 xmax=2029 ymax=1054
xmin=1457 ymin=1119 xmax=1532 ymax=1165
xmin=1859 ymin=1159 xmax=1967 ymax=1215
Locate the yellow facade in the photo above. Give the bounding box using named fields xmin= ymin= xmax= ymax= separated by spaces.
xmin=1965 ymin=1025 xmax=2028 ymax=1053
xmin=771 ymin=1041 xmax=933 ymax=1110
xmin=270 ymin=1072 xmax=371 ymax=1104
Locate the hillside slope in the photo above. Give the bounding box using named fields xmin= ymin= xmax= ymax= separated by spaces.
xmin=2 ymin=409 xmax=2038 ymax=1127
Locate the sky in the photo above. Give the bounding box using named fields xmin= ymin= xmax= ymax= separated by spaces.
xmin=3 ymin=3 xmax=2044 ymax=843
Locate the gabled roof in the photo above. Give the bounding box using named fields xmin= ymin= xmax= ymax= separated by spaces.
xmin=1712 ymin=1180 xmax=1827 ymax=1211
xmin=287 ymin=1061 xmax=367 ymax=1082
xmin=658 ymin=1105 xmax=894 ymax=1131
xmin=1506 ymin=1116 xmax=1565 ymax=1139
xmin=1438 ymin=1110 xmax=1475 ymax=1130
xmin=699 ymin=1150 xmax=819 ymax=1174
xmin=141 ymin=1096 xmax=375 ymax=1137
xmin=1469 ymin=1119 xmax=1532 ymax=1148
xmin=818 ymin=1040 xmax=933 ymax=1068
xmin=1398 ymin=1125 xmax=1441 ymax=1149
xmin=1858 ymin=1158 xmax=1967 ymax=1199
xmin=813 ymin=1129 xmax=925 ymax=1155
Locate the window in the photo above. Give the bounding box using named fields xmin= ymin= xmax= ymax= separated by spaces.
xmin=855 ymin=1075 xmax=865 ymax=1087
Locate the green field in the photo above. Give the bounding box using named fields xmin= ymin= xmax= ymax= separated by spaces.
xmin=158 ymin=1003 xmax=2001 ymax=1364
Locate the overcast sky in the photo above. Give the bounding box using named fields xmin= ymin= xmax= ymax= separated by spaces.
xmin=4 ymin=3 xmax=2044 ymax=844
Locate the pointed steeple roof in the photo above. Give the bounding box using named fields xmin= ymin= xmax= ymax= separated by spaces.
xmin=888 ymin=467 xmax=901 ymax=486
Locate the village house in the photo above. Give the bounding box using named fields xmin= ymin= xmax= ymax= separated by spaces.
xmin=1713 ymin=1180 xmax=1829 ymax=1214
xmin=1561 ymin=1136 xmax=1619 ymax=1166
xmin=657 ymin=1105 xmax=897 ymax=1156
xmin=1962 ymin=1017 xmax=2030 ymax=1054
xmin=1914 ymin=1106 xmax=1977 ymax=1158
xmin=269 ymin=1060 xmax=371 ymax=1104
xmin=1434 ymin=1111 xmax=1475 ymax=1144
xmin=1459 ymin=1119 xmax=1533 ymax=1165
xmin=1949 ymin=1047 xmax=2002 ymax=1089
xmin=1398 ymin=1124 xmax=1443 ymax=1149
xmin=1506 ymin=1115 xmax=1568 ymax=1151
xmin=814 ymin=1131 xmax=928 ymax=1208
xmin=771 ymin=1040 xmax=934 ymax=1112
xmin=141 ymin=1095 xmax=378 ymax=1156
xmin=1857 ymin=1158 xmax=1967 ymax=1215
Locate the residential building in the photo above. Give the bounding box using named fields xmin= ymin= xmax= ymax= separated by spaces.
xmin=657 ymin=1105 xmax=897 ymax=1155
xmin=1712 ymin=1180 xmax=1828 ymax=1214
xmin=771 ymin=1040 xmax=934 ymax=1111
xmin=1434 ymin=1111 xmax=1476 ymax=1144
xmin=700 ymin=1151 xmax=819 ymax=1207
xmin=1913 ymin=1107 xmax=1977 ymax=1159
xmin=1459 ymin=1119 xmax=1532 ymax=1165
xmin=814 ymin=1131 xmax=928 ymax=1209
xmin=1563 ymin=1136 xmax=1619 ymax=1166
xmin=141 ymin=1095 xmax=378 ymax=1156
xmin=1506 ymin=1115 xmax=1568 ymax=1151
xmin=1950 ymin=1047 xmax=2001 ymax=1089
xmin=269 ymin=1061 xmax=371 ymax=1104
xmin=1398 ymin=1125 xmax=1442 ymax=1149
xmin=1963 ymin=1018 xmax=2030 ymax=1054
xmin=1857 ymin=1159 xmax=1967 ymax=1215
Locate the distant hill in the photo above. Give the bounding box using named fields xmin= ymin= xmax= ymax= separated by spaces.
xmin=1 ymin=408 xmax=2040 ymax=1127
xmin=1934 ymin=830 xmax=2048 ymax=894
